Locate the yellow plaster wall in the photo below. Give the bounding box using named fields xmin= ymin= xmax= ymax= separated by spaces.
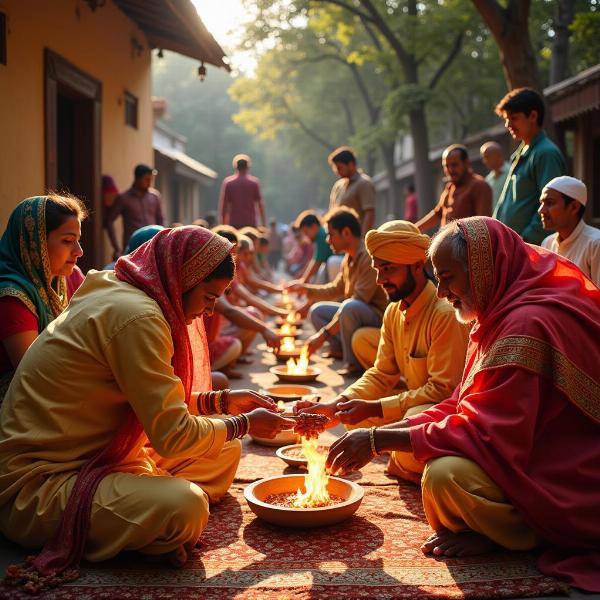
xmin=0 ymin=0 xmax=154 ymax=229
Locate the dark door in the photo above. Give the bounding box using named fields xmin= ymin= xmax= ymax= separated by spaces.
xmin=45 ymin=50 xmax=102 ymax=271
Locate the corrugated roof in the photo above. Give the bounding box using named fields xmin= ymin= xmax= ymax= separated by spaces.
xmin=114 ymin=0 xmax=229 ymax=70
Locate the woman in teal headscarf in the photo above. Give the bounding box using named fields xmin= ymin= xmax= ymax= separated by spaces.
xmin=0 ymin=195 xmax=87 ymax=397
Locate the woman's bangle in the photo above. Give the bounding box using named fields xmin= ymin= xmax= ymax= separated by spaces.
xmin=221 ymin=389 xmax=231 ymax=414
xmin=242 ymin=413 xmax=251 ymax=435
xmin=369 ymin=426 xmax=379 ymax=457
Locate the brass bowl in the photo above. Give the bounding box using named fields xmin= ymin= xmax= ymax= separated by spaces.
xmin=261 ymin=384 xmax=318 ymax=402
xmin=250 ymin=430 xmax=300 ymax=447
xmin=276 ymin=443 xmax=330 ymax=468
xmin=244 ymin=474 xmax=364 ymax=528
xmin=269 ymin=365 xmax=322 ymax=383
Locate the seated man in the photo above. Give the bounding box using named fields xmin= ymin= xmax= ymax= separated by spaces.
xmin=298 ymin=220 xmax=469 ymax=481
xmin=325 ymin=216 xmax=600 ymax=592
xmin=539 ymin=176 xmax=600 ymax=287
xmin=290 ymin=208 xmax=388 ymax=376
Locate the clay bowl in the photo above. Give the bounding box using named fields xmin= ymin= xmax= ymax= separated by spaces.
xmin=274 ymin=316 xmax=303 ymax=328
xmin=244 ymin=474 xmax=364 ymax=528
xmin=275 ymin=326 xmax=299 ymax=338
xmin=275 ymin=342 xmax=305 ymax=363
xmin=261 ymin=384 xmax=318 ymax=403
xmin=276 ymin=443 xmax=331 ymax=468
xmin=269 ymin=365 xmax=322 ymax=383
xmin=250 ymin=429 xmax=300 ymax=447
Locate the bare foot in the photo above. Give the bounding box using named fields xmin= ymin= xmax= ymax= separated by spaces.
xmin=167 ymin=544 xmax=188 ymax=568
xmin=420 ymin=528 xmax=498 ymax=557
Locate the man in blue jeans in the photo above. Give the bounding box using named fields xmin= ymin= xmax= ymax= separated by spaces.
xmin=289 ymin=208 xmax=388 ymax=377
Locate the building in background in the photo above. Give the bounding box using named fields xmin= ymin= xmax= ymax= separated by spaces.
xmin=546 ymin=64 xmax=600 ymax=229
xmin=153 ymin=98 xmax=217 ymax=225
xmin=0 ymin=0 xmax=227 ymax=269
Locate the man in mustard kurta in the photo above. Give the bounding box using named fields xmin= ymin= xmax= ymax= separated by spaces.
xmin=297 ymin=221 xmax=469 ymax=481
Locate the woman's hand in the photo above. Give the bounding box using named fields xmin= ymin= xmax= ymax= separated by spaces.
xmin=246 ymin=408 xmax=296 ymax=439
xmin=262 ymin=328 xmax=281 ymax=351
xmin=326 ymin=429 xmax=374 ymax=475
xmin=336 ymin=399 xmax=382 ymax=425
xmin=295 ymin=398 xmax=339 ymax=428
xmin=228 ymin=390 xmax=276 ymax=415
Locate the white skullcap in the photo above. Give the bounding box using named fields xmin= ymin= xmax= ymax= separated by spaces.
xmin=544 ymin=176 xmax=587 ymax=206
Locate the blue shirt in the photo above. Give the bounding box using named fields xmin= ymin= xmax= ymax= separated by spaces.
xmin=493 ymin=132 xmax=565 ymax=245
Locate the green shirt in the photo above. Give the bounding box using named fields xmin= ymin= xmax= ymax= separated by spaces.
xmin=314 ymin=226 xmax=333 ymax=263
xmin=485 ymin=161 xmax=510 ymax=209
xmin=493 ymin=132 xmax=565 ymax=245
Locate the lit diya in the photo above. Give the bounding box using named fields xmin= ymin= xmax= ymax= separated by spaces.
xmin=275 ymin=312 xmax=303 ymax=328
xmin=275 ymin=323 xmax=299 ymax=338
xmin=261 ymin=383 xmax=318 ymax=402
xmin=269 ymin=347 xmax=322 ymax=383
xmin=275 ymin=336 xmax=303 ymax=362
xmin=245 ymin=437 xmax=364 ymax=527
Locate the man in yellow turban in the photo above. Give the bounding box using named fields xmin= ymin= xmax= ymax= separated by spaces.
xmin=297 ymin=220 xmax=469 ymax=482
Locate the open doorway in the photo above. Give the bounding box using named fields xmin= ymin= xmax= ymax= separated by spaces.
xmin=45 ymin=49 xmax=102 ymax=272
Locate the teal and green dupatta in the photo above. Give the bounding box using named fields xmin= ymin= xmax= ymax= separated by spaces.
xmin=0 ymin=197 xmax=68 ymax=393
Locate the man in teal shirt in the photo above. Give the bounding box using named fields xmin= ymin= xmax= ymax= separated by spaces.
xmin=291 ymin=210 xmax=334 ymax=283
xmin=493 ymin=88 xmax=566 ymax=245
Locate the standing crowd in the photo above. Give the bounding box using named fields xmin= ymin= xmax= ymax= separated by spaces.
xmin=0 ymin=86 xmax=599 ymax=594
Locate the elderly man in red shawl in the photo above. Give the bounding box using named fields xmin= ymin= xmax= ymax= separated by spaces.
xmin=326 ymin=217 xmax=600 ymax=592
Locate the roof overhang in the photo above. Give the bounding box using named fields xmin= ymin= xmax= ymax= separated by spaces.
xmin=154 ymin=144 xmax=218 ymax=183
xmin=545 ymin=64 xmax=600 ymax=123
xmin=114 ymin=0 xmax=230 ymax=71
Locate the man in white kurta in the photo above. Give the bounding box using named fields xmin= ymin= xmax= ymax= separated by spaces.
xmin=539 ymin=176 xmax=600 ymax=287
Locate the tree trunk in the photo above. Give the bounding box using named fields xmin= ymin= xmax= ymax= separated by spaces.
xmin=409 ymin=106 xmax=434 ymax=217
xmin=380 ymin=141 xmax=399 ymax=218
xmin=471 ymin=0 xmax=543 ymax=91
xmin=550 ymin=0 xmax=575 ymax=85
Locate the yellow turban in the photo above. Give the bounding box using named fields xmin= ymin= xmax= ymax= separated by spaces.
xmin=365 ymin=220 xmax=430 ymax=264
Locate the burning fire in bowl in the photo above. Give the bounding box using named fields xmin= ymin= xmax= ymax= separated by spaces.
xmin=244 ymin=439 xmax=364 ymax=527
xmin=275 ymin=323 xmax=299 ymax=338
xmin=270 ymin=347 xmax=321 ymax=383
xmin=275 ymin=312 xmax=303 ymax=328
xmin=275 ymin=337 xmax=303 ymax=362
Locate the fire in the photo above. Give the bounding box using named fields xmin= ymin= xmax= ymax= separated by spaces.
xmin=286 ymin=346 xmax=309 ymax=375
xmin=286 ymin=311 xmax=300 ymax=325
xmin=280 ymin=323 xmax=297 ymax=336
xmin=277 ymin=400 xmax=285 ymax=411
xmin=282 ymin=290 xmax=290 ymax=304
xmin=281 ymin=337 xmax=296 ymax=352
xmin=293 ymin=437 xmax=331 ymax=507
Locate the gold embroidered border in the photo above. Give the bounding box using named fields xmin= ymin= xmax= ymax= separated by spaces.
xmin=461 ymin=335 xmax=600 ymax=423
xmin=182 ymin=236 xmax=232 ymax=292
xmin=0 ymin=287 xmax=39 ymax=318
xmin=460 ymin=219 xmax=494 ymax=312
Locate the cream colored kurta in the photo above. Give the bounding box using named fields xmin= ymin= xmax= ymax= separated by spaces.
xmin=0 ymin=270 xmax=240 ymax=561
xmin=342 ymin=282 xmax=469 ymax=421
xmin=541 ymin=219 xmax=600 ymax=287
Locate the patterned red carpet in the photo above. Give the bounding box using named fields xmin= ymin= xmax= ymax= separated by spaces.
xmin=21 ymin=437 xmax=565 ymax=600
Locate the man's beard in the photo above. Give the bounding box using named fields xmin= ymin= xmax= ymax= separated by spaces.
xmin=387 ymin=270 xmax=416 ymax=302
xmin=451 ymin=296 xmax=477 ymax=324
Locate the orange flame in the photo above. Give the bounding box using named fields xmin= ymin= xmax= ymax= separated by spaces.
xmin=286 ymin=311 xmax=301 ymax=325
xmin=280 ymin=323 xmax=297 ymax=336
xmin=286 ymin=346 xmax=309 ymax=375
xmin=294 ymin=437 xmax=330 ymax=507
xmin=281 ymin=337 xmax=296 ymax=352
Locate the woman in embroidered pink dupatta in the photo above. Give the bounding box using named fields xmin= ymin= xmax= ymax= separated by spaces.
xmin=3 ymin=226 xmax=288 ymax=594
xmin=408 ymin=217 xmax=600 ymax=591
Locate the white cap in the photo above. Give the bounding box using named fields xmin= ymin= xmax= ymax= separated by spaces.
xmin=544 ymin=176 xmax=587 ymax=206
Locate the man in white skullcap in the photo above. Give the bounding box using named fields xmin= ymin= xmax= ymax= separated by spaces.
xmin=539 ymin=176 xmax=600 ymax=287
xmin=296 ymin=220 xmax=469 ymax=482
